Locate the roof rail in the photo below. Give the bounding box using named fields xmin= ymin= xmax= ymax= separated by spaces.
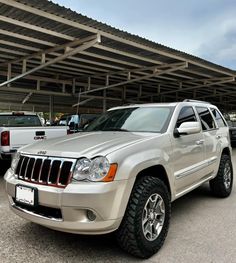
xmin=183 ymin=99 xmax=211 ymax=104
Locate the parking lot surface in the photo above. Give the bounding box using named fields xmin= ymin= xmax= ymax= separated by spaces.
xmin=1 ymin=150 xmax=236 ymax=263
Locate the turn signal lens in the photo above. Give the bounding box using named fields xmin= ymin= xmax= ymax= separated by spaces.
xmin=102 ymin=164 xmax=118 ymax=182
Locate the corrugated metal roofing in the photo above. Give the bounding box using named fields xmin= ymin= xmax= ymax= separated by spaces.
xmin=0 ymin=0 xmax=236 ymax=112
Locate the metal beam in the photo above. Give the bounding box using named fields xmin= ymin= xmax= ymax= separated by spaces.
xmin=0 ymin=34 xmax=99 ymax=66
xmin=160 ymin=77 xmax=235 ymax=96
xmin=22 ymin=92 xmax=33 ymax=104
xmin=72 ymin=98 xmax=94 ymax=107
xmin=0 ymin=86 xmax=122 ymax=101
xmin=0 ymin=34 xmax=101 ymax=88
xmin=0 ymin=71 xmax=72 ymax=85
xmin=78 ymin=62 xmax=188 ymax=95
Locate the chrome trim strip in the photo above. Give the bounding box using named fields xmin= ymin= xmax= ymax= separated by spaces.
xmin=20 ymin=153 xmax=77 ymax=163
xmin=175 ymin=160 xmax=209 ymax=179
xmin=208 ymin=156 xmax=217 ymax=165
xmin=12 ymin=204 xmax=63 ymax=222
xmin=175 ymin=156 xmax=218 ymax=180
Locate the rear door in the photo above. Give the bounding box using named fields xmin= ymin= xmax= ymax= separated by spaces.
xmin=171 ymin=106 xmax=205 ymax=194
xmin=195 ymin=106 xmax=219 ymax=176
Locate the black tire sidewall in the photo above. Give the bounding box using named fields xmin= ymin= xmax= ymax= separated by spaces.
xmin=210 ymin=154 xmax=233 ymax=197
xmin=134 ymin=178 xmax=171 ymax=256
xmin=222 ymin=157 xmax=233 ymax=194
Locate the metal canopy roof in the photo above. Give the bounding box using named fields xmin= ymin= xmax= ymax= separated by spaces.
xmin=0 ymin=0 xmax=236 ymax=113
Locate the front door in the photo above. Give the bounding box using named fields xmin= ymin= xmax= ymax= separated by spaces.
xmin=171 ymin=106 xmax=205 ymax=194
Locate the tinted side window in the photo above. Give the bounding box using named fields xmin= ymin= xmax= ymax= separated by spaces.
xmin=176 ymin=106 xmax=197 ymax=128
xmin=210 ymin=108 xmax=227 ymax=127
xmin=196 ymin=107 xmax=216 ymax=131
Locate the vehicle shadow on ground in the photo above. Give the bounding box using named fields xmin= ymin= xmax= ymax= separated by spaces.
xmin=0 ymin=160 xmax=11 ymax=176
xmin=15 ymin=223 xmax=136 ymax=262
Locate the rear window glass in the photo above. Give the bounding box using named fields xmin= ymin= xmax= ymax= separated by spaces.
xmin=196 ymin=107 xmax=216 ymax=131
xmin=210 ymin=108 xmax=227 ymax=127
xmin=0 ymin=115 xmax=41 ymax=127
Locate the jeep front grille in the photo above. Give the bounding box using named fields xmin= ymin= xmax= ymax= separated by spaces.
xmin=16 ymin=155 xmax=76 ymax=188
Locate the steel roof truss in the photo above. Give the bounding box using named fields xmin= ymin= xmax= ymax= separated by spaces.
xmin=78 ymin=62 xmax=188 ymax=95
xmin=0 ymin=34 xmax=101 ymax=88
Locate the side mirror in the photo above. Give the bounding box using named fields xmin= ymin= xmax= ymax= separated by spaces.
xmin=174 ymin=121 xmax=201 ymax=137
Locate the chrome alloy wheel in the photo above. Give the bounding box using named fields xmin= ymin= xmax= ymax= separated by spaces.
xmin=223 ymin=161 xmax=232 ymax=189
xmin=142 ymin=193 xmax=165 ymax=241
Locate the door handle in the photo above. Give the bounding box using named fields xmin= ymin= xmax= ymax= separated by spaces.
xmin=196 ymin=139 xmax=204 ymax=145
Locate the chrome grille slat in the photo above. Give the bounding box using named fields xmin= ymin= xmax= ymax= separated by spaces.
xmin=16 ymin=154 xmax=76 ymax=188
xmin=56 ymin=162 xmax=63 ymax=185
xmin=46 ymin=161 xmax=53 ymax=184
xmin=24 ymin=158 xmax=31 ymax=179
xmin=18 ymin=156 xmax=26 ymax=178
xmin=30 ymin=158 xmax=36 ymax=180
xmin=38 ymin=158 xmax=45 ymax=183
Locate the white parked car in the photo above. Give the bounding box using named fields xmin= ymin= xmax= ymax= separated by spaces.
xmin=4 ymin=101 xmax=233 ymax=258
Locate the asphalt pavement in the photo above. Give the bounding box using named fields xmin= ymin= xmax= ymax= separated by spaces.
xmin=1 ymin=150 xmax=236 ymax=263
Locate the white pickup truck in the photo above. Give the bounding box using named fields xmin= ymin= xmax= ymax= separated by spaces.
xmin=0 ymin=111 xmax=68 ymax=160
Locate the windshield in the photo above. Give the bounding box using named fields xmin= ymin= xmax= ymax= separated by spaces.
xmin=85 ymin=107 xmax=173 ymax=133
xmin=0 ymin=115 xmax=42 ymax=127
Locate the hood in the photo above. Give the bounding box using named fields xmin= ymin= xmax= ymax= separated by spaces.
xmin=20 ymin=131 xmax=159 ymax=158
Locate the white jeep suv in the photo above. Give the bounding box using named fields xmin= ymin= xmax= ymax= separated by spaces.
xmin=4 ymin=100 xmax=233 ymax=258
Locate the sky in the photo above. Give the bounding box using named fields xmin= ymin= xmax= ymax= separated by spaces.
xmin=52 ymin=0 xmax=236 ymax=70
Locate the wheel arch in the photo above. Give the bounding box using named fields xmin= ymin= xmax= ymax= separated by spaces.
xmin=135 ymin=165 xmax=172 ymax=199
xmin=222 ymin=147 xmax=231 ymax=158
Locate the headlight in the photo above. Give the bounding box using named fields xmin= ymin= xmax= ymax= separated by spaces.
xmin=11 ymin=152 xmax=20 ymax=173
xmin=73 ymin=156 xmax=117 ymax=182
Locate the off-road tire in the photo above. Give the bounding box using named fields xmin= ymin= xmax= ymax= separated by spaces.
xmin=210 ymin=154 xmax=233 ymax=198
xmin=116 ymin=176 xmax=171 ymax=258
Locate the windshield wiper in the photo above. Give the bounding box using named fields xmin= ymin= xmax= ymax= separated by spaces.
xmin=102 ymin=128 xmax=129 ymax=132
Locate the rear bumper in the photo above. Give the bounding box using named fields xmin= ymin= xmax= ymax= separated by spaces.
xmin=0 ymin=150 xmax=16 ymax=160
xmin=4 ymin=168 xmax=135 ymax=234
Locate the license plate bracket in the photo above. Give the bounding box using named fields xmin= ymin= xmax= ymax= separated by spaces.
xmin=15 ymin=184 xmax=38 ymax=206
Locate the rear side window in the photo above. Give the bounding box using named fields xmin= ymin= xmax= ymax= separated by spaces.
xmin=176 ymin=106 xmax=197 ymax=128
xmin=210 ymin=108 xmax=227 ymax=127
xmin=196 ymin=107 xmax=216 ymax=131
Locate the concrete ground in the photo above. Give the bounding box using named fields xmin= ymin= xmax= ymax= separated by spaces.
xmin=0 ymin=150 xmax=236 ymax=263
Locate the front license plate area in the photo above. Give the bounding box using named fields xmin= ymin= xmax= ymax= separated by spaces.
xmin=15 ymin=185 xmax=38 ymax=206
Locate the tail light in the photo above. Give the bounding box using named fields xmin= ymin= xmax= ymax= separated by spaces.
xmin=1 ymin=131 xmax=10 ymax=146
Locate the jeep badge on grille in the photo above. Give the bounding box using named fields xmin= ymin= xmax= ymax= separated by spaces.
xmin=37 ymin=151 xmax=47 ymax=155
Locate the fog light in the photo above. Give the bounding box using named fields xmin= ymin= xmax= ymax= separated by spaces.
xmin=87 ymin=210 xmax=96 ymax=221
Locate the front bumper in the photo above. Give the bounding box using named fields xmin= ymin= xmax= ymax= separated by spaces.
xmin=4 ymin=169 xmax=135 ymax=234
